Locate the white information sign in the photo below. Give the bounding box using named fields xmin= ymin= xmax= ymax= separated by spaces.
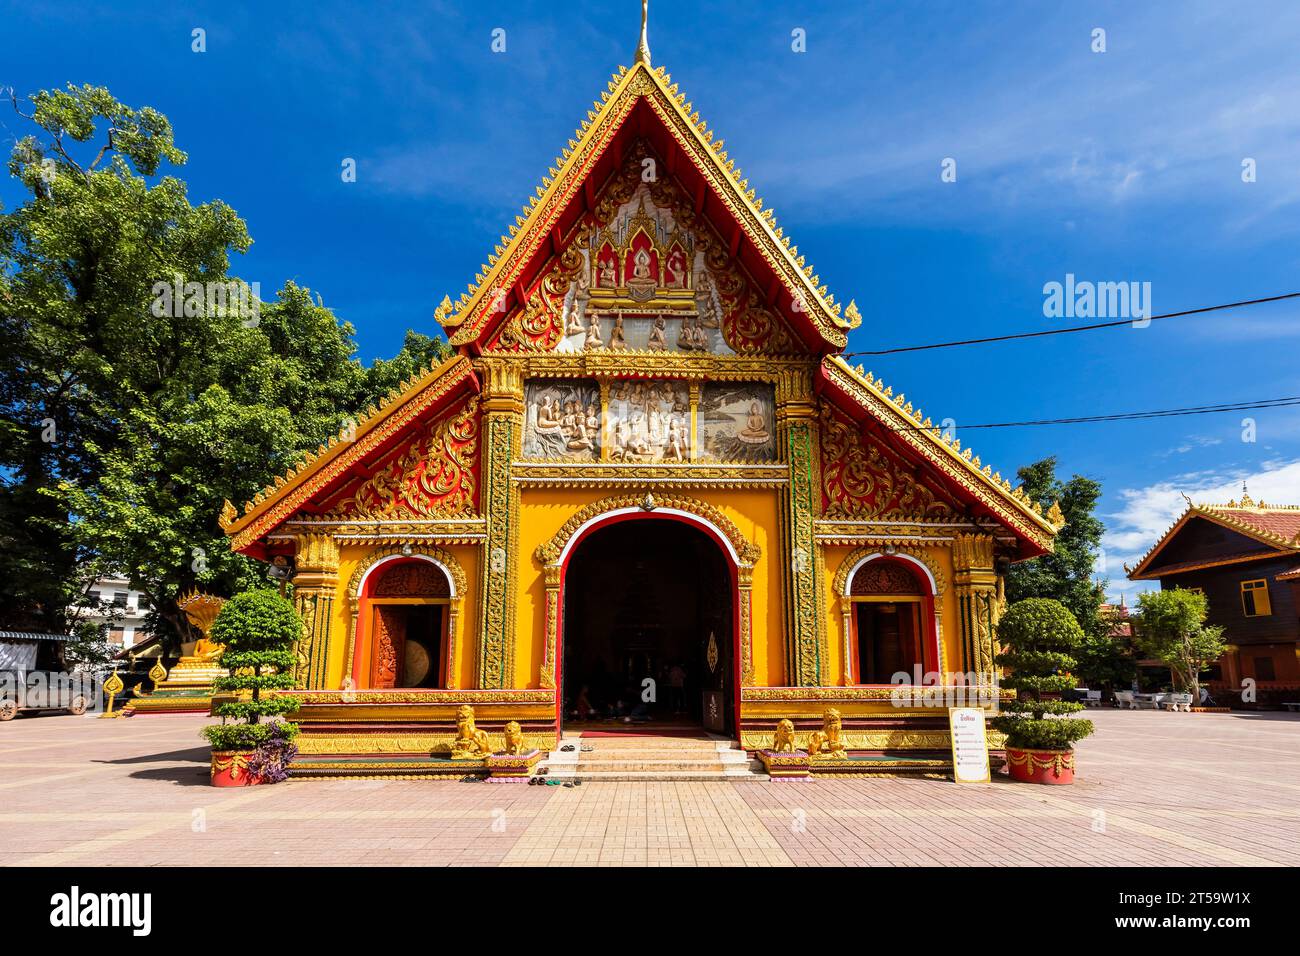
xmin=948 ymin=707 xmax=991 ymax=784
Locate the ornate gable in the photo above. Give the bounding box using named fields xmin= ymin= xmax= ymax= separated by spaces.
xmin=818 ymin=356 xmax=1062 ymax=558
xmin=486 ymin=141 xmax=798 ymax=356
xmin=220 ymin=356 xmax=481 ymax=556
xmin=322 ymin=394 xmax=480 ymax=520
xmin=437 ymin=59 xmax=857 ymax=354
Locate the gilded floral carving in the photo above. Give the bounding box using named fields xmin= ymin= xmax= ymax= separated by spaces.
xmin=820 ymin=404 xmax=955 ymax=520
xmin=331 ymin=397 xmax=479 ymax=520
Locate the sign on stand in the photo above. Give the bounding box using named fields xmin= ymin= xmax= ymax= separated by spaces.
xmin=948 ymin=707 xmax=991 ymax=784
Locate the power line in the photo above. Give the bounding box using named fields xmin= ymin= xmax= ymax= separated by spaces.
xmin=842 ymin=291 xmax=1300 ymax=357
xmin=898 ymin=395 xmax=1300 ymax=431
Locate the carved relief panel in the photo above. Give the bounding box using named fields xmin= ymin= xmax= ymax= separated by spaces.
xmin=523 ymin=378 xmax=602 ymax=460
xmin=697 ymin=382 xmax=777 ymax=462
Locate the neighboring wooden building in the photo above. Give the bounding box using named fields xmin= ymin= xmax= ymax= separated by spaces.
xmin=1127 ymin=492 xmax=1300 ymax=704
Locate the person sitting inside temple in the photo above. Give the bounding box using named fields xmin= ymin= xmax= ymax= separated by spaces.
xmin=570 ymin=684 xmax=598 ymax=721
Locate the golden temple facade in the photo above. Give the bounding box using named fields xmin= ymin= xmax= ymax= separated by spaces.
xmin=219 ymin=42 xmax=1061 ymax=772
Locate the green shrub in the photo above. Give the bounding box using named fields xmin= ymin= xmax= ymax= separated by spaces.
xmin=991 ymin=598 xmax=1095 ymax=751
xmin=201 ymin=589 xmax=302 ymax=762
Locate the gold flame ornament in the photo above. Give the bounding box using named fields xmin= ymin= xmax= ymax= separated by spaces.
xmin=100 ymin=670 xmax=125 ymax=718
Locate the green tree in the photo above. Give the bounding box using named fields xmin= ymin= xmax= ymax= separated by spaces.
xmin=362 ymin=330 xmax=454 ymax=404
xmin=1071 ymin=630 xmax=1137 ymax=691
xmin=1 ymin=84 xmax=454 ymax=645
xmin=1005 ymin=457 xmax=1109 ymax=641
xmin=1134 ymin=589 xmax=1226 ymax=703
xmin=202 ymin=588 xmax=301 ymax=752
xmin=991 ymin=598 xmax=1095 ymax=751
xmin=1 ymin=84 xmax=245 ymax=631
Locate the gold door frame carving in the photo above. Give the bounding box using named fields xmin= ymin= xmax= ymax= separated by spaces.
xmin=344 ymin=546 xmax=468 ymax=689
xmin=533 ymin=493 xmax=760 ymax=690
xmin=834 ymin=547 xmax=946 ymax=687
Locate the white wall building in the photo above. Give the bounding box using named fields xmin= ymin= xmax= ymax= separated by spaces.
xmin=79 ymin=577 xmax=152 ymax=649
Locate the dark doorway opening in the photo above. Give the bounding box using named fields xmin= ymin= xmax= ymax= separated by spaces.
xmin=855 ymin=601 xmax=924 ymax=684
xmin=561 ymin=519 xmax=733 ymax=735
xmin=371 ymin=604 xmax=445 ymax=689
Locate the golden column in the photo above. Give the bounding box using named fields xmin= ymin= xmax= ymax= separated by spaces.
xmin=952 ymin=532 xmax=999 ymax=683
xmin=477 ymin=357 xmax=525 ymax=689
xmin=776 ymin=367 xmax=825 ymax=686
xmin=291 ymin=532 xmax=340 ymax=689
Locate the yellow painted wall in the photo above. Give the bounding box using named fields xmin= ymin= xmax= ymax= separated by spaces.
xmin=319 ymin=509 xmax=975 ymax=693
xmin=513 ymin=487 xmax=786 ymax=689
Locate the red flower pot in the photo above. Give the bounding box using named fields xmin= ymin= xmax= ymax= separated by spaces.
xmin=210 ymin=750 xmax=260 ymax=787
xmin=1005 ymin=746 xmax=1075 ymax=785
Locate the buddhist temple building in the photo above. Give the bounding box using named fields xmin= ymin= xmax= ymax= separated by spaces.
xmin=1127 ymin=491 xmax=1300 ymax=707
xmin=219 ymin=15 xmax=1063 ymax=775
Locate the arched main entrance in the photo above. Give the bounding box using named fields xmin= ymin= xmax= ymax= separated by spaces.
xmin=560 ymin=518 xmax=736 ymax=735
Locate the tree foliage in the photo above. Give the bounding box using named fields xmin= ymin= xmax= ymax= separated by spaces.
xmin=1134 ymin=588 xmax=1226 ymax=702
xmin=203 ymin=589 xmax=301 ymax=752
xmin=1005 ymin=457 xmax=1110 ymax=643
xmin=991 ymin=598 xmax=1095 ymax=750
xmin=0 ymin=84 xmax=454 ymax=647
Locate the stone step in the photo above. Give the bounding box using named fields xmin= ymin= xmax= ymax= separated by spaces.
xmin=544 ymin=768 xmax=765 ymax=782
xmin=570 ymin=747 xmax=747 ymax=761
xmin=562 ymin=737 xmax=728 ymax=751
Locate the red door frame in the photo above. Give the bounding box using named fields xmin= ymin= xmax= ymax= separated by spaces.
xmin=552 ymin=510 xmax=743 ymax=739
xmin=351 ymin=555 xmax=455 ymax=689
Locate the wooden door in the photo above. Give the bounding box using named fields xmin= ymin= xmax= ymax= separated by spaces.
xmin=371 ymin=605 xmax=405 ymax=689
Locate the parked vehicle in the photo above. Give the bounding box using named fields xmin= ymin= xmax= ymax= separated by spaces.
xmin=0 ymin=669 xmax=93 ymax=720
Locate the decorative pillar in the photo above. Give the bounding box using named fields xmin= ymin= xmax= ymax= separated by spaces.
xmin=291 ymin=532 xmax=340 ymax=689
xmin=738 ymin=564 xmax=756 ymax=686
xmin=952 ymin=532 xmax=998 ymax=684
xmin=539 ymin=564 xmax=561 ymax=690
xmin=776 ymin=368 xmax=824 ymax=686
xmin=477 ymin=358 xmax=525 ymax=689
xmin=688 ymin=381 xmax=701 ymax=462
xmin=598 ymin=378 xmax=612 ymax=462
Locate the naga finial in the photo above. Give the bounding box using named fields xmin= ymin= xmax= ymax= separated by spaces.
xmin=636 ymin=0 xmax=652 ymax=66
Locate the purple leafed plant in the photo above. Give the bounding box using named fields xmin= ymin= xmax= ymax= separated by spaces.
xmin=246 ymin=724 xmax=299 ymax=784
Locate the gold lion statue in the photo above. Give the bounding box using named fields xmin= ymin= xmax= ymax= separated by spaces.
xmin=450 ymin=705 xmax=493 ymax=759
xmin=807 ymin=708 xmax=848 ymax=759
xmin=502 ymin=720 xmax=526 ymax=755
xmin=772 ymin=718 xmax=797 ymax=753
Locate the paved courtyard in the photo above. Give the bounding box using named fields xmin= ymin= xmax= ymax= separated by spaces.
xmin=2 ymin=708 xmax=1297 ymax=867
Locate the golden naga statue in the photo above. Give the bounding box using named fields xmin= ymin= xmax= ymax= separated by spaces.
xmin=771 ymin=718 xmax=797 ymax=753
xmin=806 ymin=707 xmax=848 ymax=759
xmin=450 ymin=705 xmax=493 ymax=759
xmin=502 ymin=720 xmax=526 ymax=755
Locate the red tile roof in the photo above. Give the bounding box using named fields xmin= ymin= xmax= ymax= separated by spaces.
xmin=1213 ymin=508 xmax=1300 ymax=543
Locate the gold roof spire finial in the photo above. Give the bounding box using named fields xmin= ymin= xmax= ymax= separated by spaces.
xmin=636 ymin=0 xmax=652 ymax=66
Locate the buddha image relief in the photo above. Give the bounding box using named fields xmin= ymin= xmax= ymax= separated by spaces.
xmin=523 ymin=379 xmax=602 ymax=460
xmin=698 ymin=382 xmax=777 ymax=462
xmin=555 ymin=184 xmax=733 ymax=355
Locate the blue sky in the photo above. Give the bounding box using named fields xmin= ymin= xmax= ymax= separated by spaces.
xmin=3 ymin=0 xmax=1299 ymax=598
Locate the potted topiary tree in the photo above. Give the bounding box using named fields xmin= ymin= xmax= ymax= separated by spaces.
xmin=992 ymin=598 xmax=1095 ymax=785
xmin=201 ymin=589 xmax=302 ymax=786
